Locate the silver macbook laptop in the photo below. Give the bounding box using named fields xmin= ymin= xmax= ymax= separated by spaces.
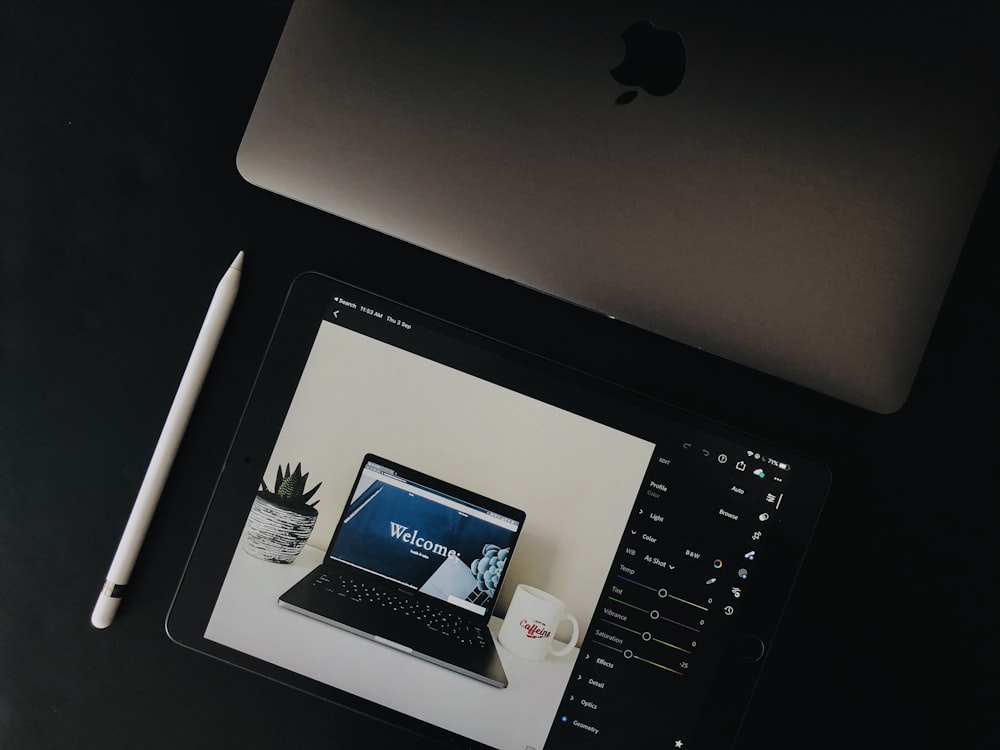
xmin=236 ymin=0 xmax=1000 ymax=413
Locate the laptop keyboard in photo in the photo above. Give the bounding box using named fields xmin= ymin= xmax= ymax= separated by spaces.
xmin=315 ymin=572 xmax=490 ymax=650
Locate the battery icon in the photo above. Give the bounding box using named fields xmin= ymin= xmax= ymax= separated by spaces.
xmin=777 ymin=462 xmax=789 ymax=470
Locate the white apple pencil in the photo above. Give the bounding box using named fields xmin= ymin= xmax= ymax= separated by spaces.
xmin=91 ymin=251 xmax=244 ymax=629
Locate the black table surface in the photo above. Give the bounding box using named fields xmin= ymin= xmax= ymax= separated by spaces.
xmin=3 ymin=3 xmax=998 ymax=748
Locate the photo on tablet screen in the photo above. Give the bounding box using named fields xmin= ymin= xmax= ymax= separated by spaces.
xmin=206 ymin=317 xmax=654 ymax=747
xmin=176 ymin=275 xmax=829 ymax=750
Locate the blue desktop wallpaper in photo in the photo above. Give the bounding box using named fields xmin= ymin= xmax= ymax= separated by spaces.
xmin=329 ymin=481 xmax=517 ymax=605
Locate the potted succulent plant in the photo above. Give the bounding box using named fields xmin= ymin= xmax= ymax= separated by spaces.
xmin=243 ymin=463 xmax=322 ymax=563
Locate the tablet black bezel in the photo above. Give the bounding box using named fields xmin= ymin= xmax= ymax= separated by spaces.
xmin=167 ymin=271 xmax=830 ymax=749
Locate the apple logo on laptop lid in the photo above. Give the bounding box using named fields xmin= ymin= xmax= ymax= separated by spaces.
xmin=611 ymin=20 xmax=686 ymax=105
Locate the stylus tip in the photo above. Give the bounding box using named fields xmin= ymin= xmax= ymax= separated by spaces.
xmin=91 ymin=594 xmax=121 ymax=629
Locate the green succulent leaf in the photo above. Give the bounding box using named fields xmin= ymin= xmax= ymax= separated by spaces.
xmin=260 ymin=461 xmax=322 ymax=507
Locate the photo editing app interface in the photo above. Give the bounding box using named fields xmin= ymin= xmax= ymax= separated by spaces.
xmin=322 ymin=291 xmax=801 ymax=748
xmin=544 ymin=442 xmax=796 ymax=749
xmin=329 ymin=459 xmax=520 ymax=617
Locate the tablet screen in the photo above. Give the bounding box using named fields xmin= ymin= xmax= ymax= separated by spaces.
xmin=169 ymin=272 xmax=829 ymax=749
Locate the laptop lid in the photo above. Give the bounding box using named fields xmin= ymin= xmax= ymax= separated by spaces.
xmin=324 ymin=455 xmax=524 ymax=622
xmin=237 ymin=0 xmax=1000 ymax=413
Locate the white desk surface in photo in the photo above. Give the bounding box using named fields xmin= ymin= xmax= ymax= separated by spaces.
xmin=206 ymin=544 xmax=577 ymax=750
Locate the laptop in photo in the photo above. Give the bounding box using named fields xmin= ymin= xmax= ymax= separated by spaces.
xmin=277 ymin=454 xmax=525 ymax=688
xmin=236 ymin=0 xmax=1000 ymax=413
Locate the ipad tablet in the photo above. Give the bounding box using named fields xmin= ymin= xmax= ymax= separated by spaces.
xmin=168 ymin=272 xmax=830 ymax=749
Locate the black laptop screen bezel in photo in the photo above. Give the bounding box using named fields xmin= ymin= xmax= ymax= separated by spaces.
xmin=293 ymin=454 xmax=525 ymax=625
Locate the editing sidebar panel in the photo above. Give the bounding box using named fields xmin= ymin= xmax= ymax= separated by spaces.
xmin=544 ymin=437 xmax=792 ymax=749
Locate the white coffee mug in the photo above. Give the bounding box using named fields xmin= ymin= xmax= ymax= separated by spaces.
xmin=498 ymin=584 xmax=580 ymax=661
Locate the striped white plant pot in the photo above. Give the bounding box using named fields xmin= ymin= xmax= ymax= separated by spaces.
xmin=243 ymin=495 xmax=318 ymax=564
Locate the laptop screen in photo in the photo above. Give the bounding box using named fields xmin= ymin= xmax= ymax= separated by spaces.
xmin=329 ymin=458 xmax=522 ymax=616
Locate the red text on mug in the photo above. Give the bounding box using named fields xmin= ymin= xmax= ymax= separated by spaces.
xmin=520 ymin=619 xmax=552 ymax=639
